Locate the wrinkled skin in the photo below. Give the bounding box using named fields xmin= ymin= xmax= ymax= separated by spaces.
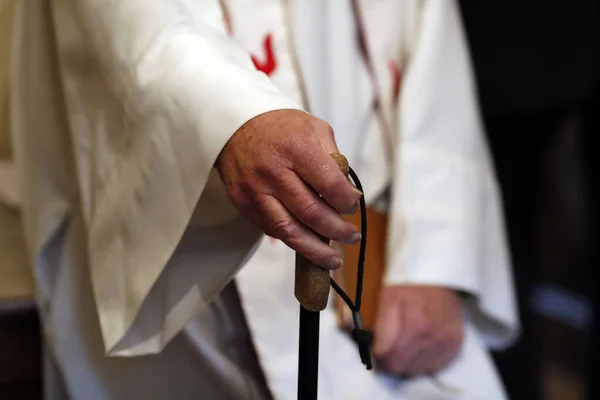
xmin=216 ymin=109 xmax=362 ymax=270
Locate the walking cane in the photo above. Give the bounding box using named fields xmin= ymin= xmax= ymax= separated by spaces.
xmin=294 ymin=153 xmax=373 ymax=400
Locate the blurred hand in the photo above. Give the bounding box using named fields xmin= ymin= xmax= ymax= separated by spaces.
xmin=374 ymin=285 xmax=464 ymax=376
xmin=215 ymin=109 xmax=362 ymax=270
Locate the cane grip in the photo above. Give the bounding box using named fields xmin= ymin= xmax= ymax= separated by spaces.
xmin=294 ymin=153 xmax=350 ymax=311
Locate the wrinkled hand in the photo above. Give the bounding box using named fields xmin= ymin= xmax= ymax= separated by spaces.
xmin=374 ymin=285 xmax=464 ymax=376
xmin=215 ymin=109 xmax=362 ymax=270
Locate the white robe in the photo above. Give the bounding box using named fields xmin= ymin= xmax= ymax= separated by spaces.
xmin=5 ymin=0 xmax=517 ymax=399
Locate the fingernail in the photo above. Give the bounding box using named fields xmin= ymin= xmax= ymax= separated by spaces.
xmin=339 ymin=232 xmax=361 ymax=245
xmin=345 ymin=203 xmax=359 ymax=215
xmin=325 ymin=256 xmax=343 ymax=270
xmin=351 ymin=186 xmax=363 ymax=195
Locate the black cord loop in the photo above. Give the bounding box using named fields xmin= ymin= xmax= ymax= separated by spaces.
xmin=330 ymin=167 xmax=373 ymax=370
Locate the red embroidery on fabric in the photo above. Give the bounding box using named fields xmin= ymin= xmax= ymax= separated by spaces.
xmin=251 ymin=33 xmax=277 ymax=76
xmin=389 ymin=59 xmax=402 ymax=101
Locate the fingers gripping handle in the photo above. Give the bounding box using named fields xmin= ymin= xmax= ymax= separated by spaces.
xmin=294 ymin=154 xmax=350 ymax=311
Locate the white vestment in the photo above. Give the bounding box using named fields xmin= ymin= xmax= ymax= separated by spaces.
xmin=4 ymin=0 xmax=518 ymax=399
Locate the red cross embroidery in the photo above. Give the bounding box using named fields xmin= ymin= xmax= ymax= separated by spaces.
xmin=251 ymin=33 xmax=277 ymax=76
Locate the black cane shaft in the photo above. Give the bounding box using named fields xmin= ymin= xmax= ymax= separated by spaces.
xmin=298 ymin=306 xmax=320 ymax=400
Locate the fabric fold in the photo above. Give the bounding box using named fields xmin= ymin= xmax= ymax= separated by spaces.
xmin=48 ymin=0 xmax=303 ymax=355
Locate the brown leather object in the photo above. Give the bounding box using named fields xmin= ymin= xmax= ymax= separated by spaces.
xmin=333 ymin=206 xmax=388 ymax=331
xmin=295 ymin=153 xmax=350 ymax=311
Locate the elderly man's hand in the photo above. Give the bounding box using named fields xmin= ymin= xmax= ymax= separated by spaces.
xmin=373 ymin=285 xmax=464 ymax=376
xmin=215 ymin=109 xmax=362 ymax=270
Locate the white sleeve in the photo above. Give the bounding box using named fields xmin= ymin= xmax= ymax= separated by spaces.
xmin=49 ymin=0 xmax=302 ymax=356
xmin=385 ymin=0 xmax=519 ymax=348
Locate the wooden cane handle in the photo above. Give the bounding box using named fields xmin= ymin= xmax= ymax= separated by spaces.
xmin=294 ymin=153 xmax=350 ymax=311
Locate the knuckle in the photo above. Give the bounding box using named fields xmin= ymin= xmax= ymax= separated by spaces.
xmin=278 ymin=171 xmax=299 ymax=190
xmin=299 ymin=200 xmax=322 ymax=223
xmin=253 ymin=163 xmax=271 ymax=179
xmin=254 ymin=160 xmax=280 ymax=180
xmin=311 ymin=117 xmax=332 ymax=134
xmin=270 ymin=219 xmax=297 ymax=240
xmin=229 ymin=182 xmax=258 ymax=209
xmin=323 ymin=122 xmax=335 ymax=139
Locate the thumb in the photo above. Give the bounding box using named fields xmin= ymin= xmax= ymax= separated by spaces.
xmin=373 ymin=299 xmax=402 ymax=356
